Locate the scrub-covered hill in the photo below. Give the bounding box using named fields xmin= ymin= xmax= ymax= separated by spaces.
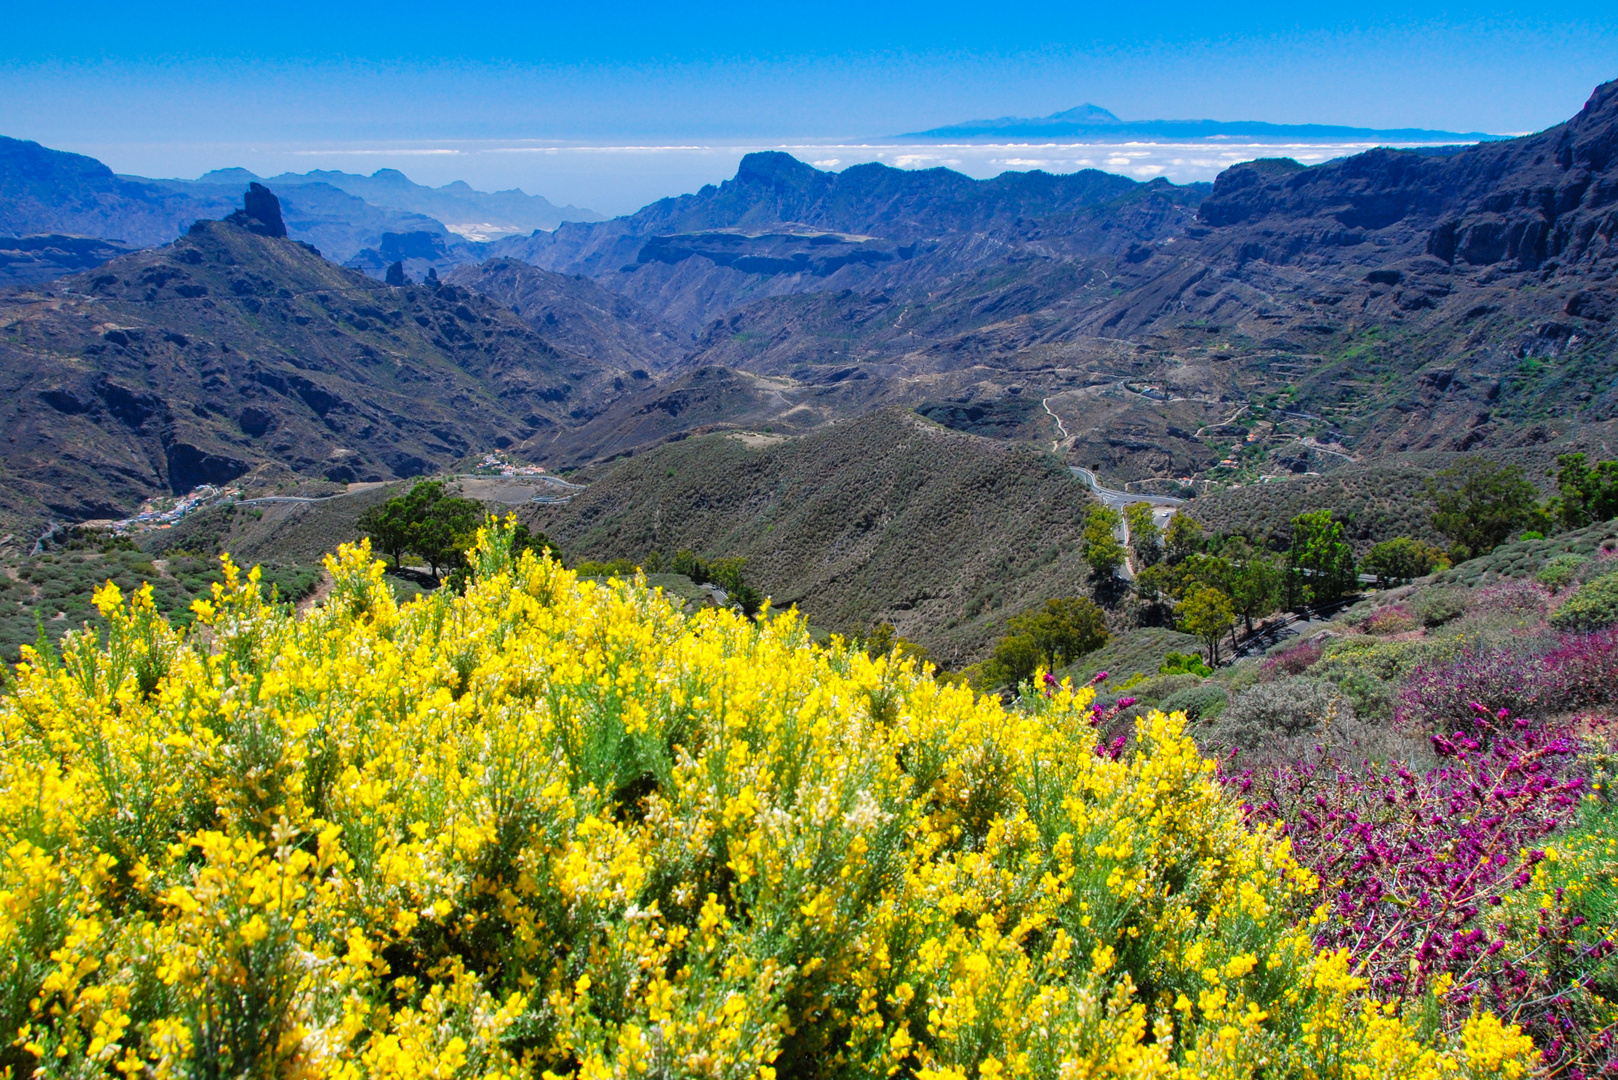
xmin=526 ymin=408 xmax=1101 ymax=664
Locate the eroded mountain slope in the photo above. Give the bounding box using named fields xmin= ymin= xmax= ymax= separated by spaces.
xmin=0 ymin=194 xmax=630 ymax=536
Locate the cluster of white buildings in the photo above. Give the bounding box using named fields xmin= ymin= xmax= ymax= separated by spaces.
xmin=111 ymin=484 xmax=241 ymax=535
xmin=475 ymin=453 xmax=548 ymax=478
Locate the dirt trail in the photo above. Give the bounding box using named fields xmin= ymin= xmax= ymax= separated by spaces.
xmin=1042 ymin=397 xmax=1071 ymax=452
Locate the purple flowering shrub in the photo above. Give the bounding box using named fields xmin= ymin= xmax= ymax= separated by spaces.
xmin=1259 ymin=638 xmax=1324 ymax=680
xmin=1398 ymin=628 xmax=1618 ymax=733
xmin=1541 ymin=628 xmax=1618 ymax=709
xmin=1397 ymin=648 xmax=1549 ymax=737
xmin=1363 ymin=605 xmax=1418 ymax=635
xmin=1235 ymin=708 xmax=1611 ymax=1074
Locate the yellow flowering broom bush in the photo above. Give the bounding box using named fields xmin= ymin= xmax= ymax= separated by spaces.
xmin=0 ymin=524 xmax=1536 ymax=1078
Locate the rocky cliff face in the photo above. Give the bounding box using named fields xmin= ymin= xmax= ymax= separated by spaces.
xmin=1195 ymin=79 xmax=1618 ymax=275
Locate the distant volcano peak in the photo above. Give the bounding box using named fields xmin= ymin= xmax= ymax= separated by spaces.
xmin=1045 ymin=104 xmax=1122 ymax=124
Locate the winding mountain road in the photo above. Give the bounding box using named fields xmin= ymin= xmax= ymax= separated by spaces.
xmin=1069 ymin=467 xmax=1185 ymax=580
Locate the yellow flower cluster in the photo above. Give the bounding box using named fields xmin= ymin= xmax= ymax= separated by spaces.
xmin=0 ymin=526 xmax=1537 ymax=1078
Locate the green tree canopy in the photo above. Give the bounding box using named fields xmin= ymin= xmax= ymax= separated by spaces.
xmin=1163 ymin=513 xmax=1204 ymax=565
xmin=978 ymin=597 xmax=1109 ymax=690
xmin=979 ymin=634 xmax=1043 ymax=692
xmin=357 ymin=480 xmax=460 ymax=571
xmin=506 ymin=521 xmax=560 ymax=563
xmin=671 ymin=549 xmax=762 ymax=616
xmin=1553 ymin=453 xmax=1618 ymax=530
xmin=1361 ymin=537 xmax=1448 ymax=587
xmin=414 ymin=494 xmax=484 ymax=578
xmin=1006 ymin=597 xmax=1109 ymax=672
xmin=1124 ymin=503 xmax=1162 ymax=567
xmin=1222 ymin=537 xmax=1283 ymax=635
xmin=1178 ymin=586 xmax=1236 ymax=666
xmin=1426 ymin=459 xmax=1538 ymax=560
xmin=1285 ymin=510 xmax=1357 ymax=609
xmin=1133 ymin=563 xmax=1172 ymax=606
xmin=1081 ymin=505 xmax=1127 ymax=580
xmin=1176 ymin=552 xmax=1233 ymax=598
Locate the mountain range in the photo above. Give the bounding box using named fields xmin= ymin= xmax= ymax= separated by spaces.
xmin=905 ymin=103 xmax=1504 ymax=143
xmin=0 ymin=138 xmax=604 ymax=286
xmin=0 ymin=191 xmax=631 ymax=532
xmin=1 ymin=79 xmax=1616 ymax=550
xmin=193 ymin=166 xmax=604 ymax=240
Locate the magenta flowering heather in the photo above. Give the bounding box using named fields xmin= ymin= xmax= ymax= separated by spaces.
xmin=1259 ymin=639 xmax=1324 ymax=681
xmin=1234 ymin=711 xmax=1597 ymax=1072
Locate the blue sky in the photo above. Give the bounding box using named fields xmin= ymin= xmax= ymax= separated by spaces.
xmin=4 ymin=1 xmax=1616 ymax=214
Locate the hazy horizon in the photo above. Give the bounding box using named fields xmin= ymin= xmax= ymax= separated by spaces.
xmin=5 ymin=0 xmax=1616 ymax=216
xmin=50 ymin=134 xmax=1511 ymax=220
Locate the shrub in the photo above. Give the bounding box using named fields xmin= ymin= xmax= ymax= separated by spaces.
xmin=1363 ymin=605 xmax=1418 ymax=635
xmin=1588 ymin=547 xmax=1618 ymax=582
xmin=1465 ymin=578 xmax=1551 ymax=621
xmin=1237 ymin=715 xmax=1601 ymax=1075
xmin=1541 ymin=627 xmax=1618 ymax=707
xmin=1120 ymin=672 xmax=1203 ymax=704
xmin=1259 ymin=638 xmax=1324 ymax=679
xmin=0 ymin=531 xmax=1533 ymax=1078
xmin=1412 ymin=587 xmax=1467 ymax=627
xmin=1333 ymin=669 xmax=1399 ymax=724
xmin=1550 ymin=572 xmax=1618 ymax=633
xmin=1396 ymin=648 xmax=1548 ymax=735
xmin=1160 ymin=682 xmax=1229 ymax=721
xmin=1159 ymin=650 xmax=1213 ymax=677
xmin=1311 ymin=634 xmax=1455 ymax=687
xmin=1212 ymin=677 xmax=1348 ymax=750
xmin=1535 ymin=553 xmax=1586 ymax=592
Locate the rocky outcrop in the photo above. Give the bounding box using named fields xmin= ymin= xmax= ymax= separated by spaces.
xmin=241 ymin=183 xmax=287 ymax=237
xmin=636 ymin=228 xmax=899 ymax=277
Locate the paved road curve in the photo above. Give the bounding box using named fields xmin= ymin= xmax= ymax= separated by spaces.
xmin=1069 ymin=467 xmax=1186 ymax=579
xmin=1069 ymin=467 xmax=1185 ymax=511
